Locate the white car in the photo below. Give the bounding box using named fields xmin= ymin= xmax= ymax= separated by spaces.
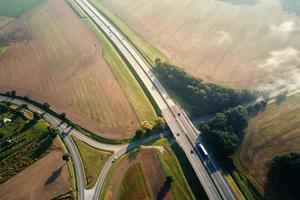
xmin=111 ymin=156 xmax=118 ymax=163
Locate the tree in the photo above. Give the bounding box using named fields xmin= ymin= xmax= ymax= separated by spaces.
xmin=42 ymin=103 xmax=50 ymax=110
xmin=265 ymin=153 xmax=300 ymax=200
xmin=62 ymin=154 xmax=70 ymax=161
xmin=11 ymin=90 xmax=16 ymax=97
xmin=33 ymin=112 xmax=41 ymax=121
xmin=21 ymin=104 xmax=28 ymax=109
xmin=140 ymin=121 xmax=153 ymax=134
xmin=60 ymin=112 xmax=66 ymax=120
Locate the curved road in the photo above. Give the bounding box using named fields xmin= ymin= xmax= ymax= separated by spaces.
xmin=0 ymin=96 xmax=86 ymax=200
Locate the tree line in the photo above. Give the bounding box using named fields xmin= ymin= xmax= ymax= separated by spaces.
xmin=154 ymin=59 xmax=256 ymax=116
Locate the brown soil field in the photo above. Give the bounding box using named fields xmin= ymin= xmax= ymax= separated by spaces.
xmin=105 ymin=149 xmax=174 ymax=200
xmin=0 ymin=0 xmax=140 ymax=139
xmin=234 ymin=94 xmax=300 ymax=193
xmin=101 ymin=0 xmax=300 ymax=91
xmin=0 ymin=150 xmax=71 ymax=200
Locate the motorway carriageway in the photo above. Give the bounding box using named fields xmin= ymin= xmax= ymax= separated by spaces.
xmin=75 ymin=0 xmax=236 ymax=200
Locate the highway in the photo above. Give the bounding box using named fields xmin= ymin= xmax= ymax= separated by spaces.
xmin=0 ymin=96 xmax=85 ymax=200
xmin=75 ymin=0 xmax=236 ymax=199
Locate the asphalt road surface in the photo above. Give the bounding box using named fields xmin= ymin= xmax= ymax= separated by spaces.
xmin=75 ymin=0 xmax=236 ymax=199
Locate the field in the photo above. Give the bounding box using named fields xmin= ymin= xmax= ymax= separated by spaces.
xmin=0 ymin=150 xmax=71 ymax=200
xmin=117 ymin=163 xmax=150 ymax=200
xmin=0 ymin=0 xmax=156 ymax=139
xmin=234 ymin=93 xmax=300 ymax=195
xmin=0 ymin=0 xmax=47 ymax=18
xmin=103 ymin=148 xmax=174 ymax=200
xmin=73 ymin=137 xmax=112 ymax=188
xmin=100 ymin=0 xmax=300 ymax=91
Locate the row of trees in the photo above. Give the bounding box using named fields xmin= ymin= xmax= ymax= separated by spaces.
xmin=154 ymin=59 xmax=256 ymax=116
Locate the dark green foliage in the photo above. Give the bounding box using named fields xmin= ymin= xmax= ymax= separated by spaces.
xmin=0 ymin=107 xmax=56 ymax=184
xmin=200 ymin=106 xmax=249 ymax=158
xmin=154 ymin=61 xmax=256 ymax=116
xmin=265 ymin=153 xmax=300 ymax=200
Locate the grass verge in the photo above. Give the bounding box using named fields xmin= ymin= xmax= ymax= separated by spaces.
xmin=72 ymin=136 xmax=112 ymax=188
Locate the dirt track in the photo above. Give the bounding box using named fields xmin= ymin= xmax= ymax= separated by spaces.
xmin=0 ymin=0 xmax=139 ymax=139
xmin=105 ymin=149 xmax=174 ymax=200
xmin=102 ymin=0 xmax=300 ymax=91
xmin=0 ymin=151 xmax=71 ymax=200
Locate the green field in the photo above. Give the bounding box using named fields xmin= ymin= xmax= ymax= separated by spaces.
xmin=88 ymin=0 xmax=167 ymax=66
xmin=117 ymin=163 xmax=150 ymax=200
xmin=0 ymin=0 xmax=48 ymax=18
xmin=67 ymin=0 xmax=157 ymax=124
xmin=73 ymin=137 xmax=112 ymax=188
xmin=0 ymin=102 xmax=58 ymax=184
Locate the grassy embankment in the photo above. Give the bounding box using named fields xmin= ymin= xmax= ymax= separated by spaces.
xmin=67 ymin=0 xmax=157 ymax=125
xmin=88 ymin=0 xmax=167 ymax=66
xmin=0 ymin=102 xmax=57 ymax=183
xmin=0 ymin=0 xmax=48 ymax=18
xmin=73 ymin=136 xmax=112 ymax=188
xmin=234 ymin=93 xmax=300 ymax=199
xmin=117 ymin=163 xmax=151 ymax=200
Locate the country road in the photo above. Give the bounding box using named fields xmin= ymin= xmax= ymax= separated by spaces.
xmin=0 ymin=95 xmax=86 ymax=200
xmin=74 ymin=0 xmax=236 ymax=199
xmin=0 ymin=95 xmax=169 ymax=200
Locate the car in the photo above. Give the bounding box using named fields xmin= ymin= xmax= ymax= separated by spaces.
xmin=111 ymin=156 xmax=118 ymax=163
xmin=190 ymin=150 xmax=194 ymax=154
xmin=177 ymin=133 xmax=180 ymax=136
xmin=178 ymin=113 xmax=181 ymax=116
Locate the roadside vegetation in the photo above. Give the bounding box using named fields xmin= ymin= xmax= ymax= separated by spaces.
xmin=0 ymin=0 xmax=47 ymax=18
xmin=73 ymin=136 xmax=112 ymax=188
xmin=88 ymin=0 xmax=167 ymax=66
xmin=117 ymin=163 xmax=151 ymax=200
xmin=67 ymin=0 xmax=157 ymax=126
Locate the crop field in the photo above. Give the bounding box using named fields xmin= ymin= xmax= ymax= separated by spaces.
xmin=103 ymin=149 xmax=175 ymax=200
xmin=0 ymin=0 xmax=152 ymax=139
xmin=101 ymin=0 xmax=300 ymax=92
xmin=0 ymin=150 xmax=71 ymax=200
xmin=234 ymin=93 xmax=300 ymax=194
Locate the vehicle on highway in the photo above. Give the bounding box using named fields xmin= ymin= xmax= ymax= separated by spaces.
xmin=197 ymin=144 xmax=208 ymax=161
xmin=177 ymin=133 xmax=180 ymax=136
xmin=112 ymin=156 xmax=118 ymax=163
